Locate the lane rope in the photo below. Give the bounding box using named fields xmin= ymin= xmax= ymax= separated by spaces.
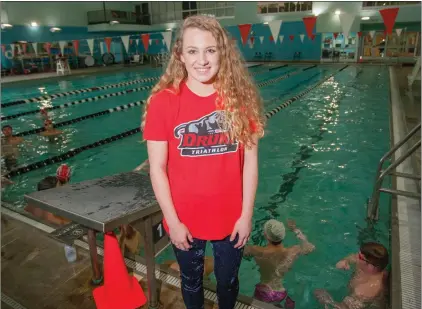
xmin=5 ymin=65 xmax=349 ymax=178
xmin=256 ymin=65 xmax=316 ymax=88
xmin=269 ymin=64 xmax=288 ymax=71
xmin=1 ymin=75 xmax=160 ymax=108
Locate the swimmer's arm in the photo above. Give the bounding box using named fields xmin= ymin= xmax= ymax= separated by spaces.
xmin=336 ymin=254 xmax=358 ymax=269
xmin=147 ymin=141 xmax=180 ymax=228
xmin=292 ymin=228 xmax=315 ymax=255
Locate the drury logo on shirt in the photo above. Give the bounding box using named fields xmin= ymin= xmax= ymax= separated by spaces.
xmin=174 ymin=111 xmax=239 ymax=157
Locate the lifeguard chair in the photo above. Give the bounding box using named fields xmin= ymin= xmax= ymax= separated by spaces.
xmin=56 ymin=58 xmax=71 ymax=75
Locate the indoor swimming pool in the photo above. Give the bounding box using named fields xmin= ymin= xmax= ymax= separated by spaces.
xmin=1 ymin=64 xmax=392 ymax=308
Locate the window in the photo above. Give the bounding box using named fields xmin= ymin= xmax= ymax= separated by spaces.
xmin=258 ymin=2 xmax=312 ymax=14
xmin=362 ymin=1 xmax=417 ymax=7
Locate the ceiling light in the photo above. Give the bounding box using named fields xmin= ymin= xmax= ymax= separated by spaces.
xmin=335 ymin=10 xmax=341 ymax=15
xmin=166 ymin=28 xmax=172 ymax=31
xmin=50 ymin=27 xmax=62 ymax=32
xmin=361 ymin=16 xmax=370 ymax=20
xmin=263 ymin=22 xmax=269 ymax=25
xmin=109 ymin=20 xmax=120 ymax=25
xmin=1 ymin=23 xmax=13 ymax=29
xmin=30 ymin=21 xmax=38 ymax=27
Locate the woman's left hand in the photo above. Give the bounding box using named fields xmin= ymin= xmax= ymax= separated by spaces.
xmin=230 ymin=215 xmax=252 ymax=249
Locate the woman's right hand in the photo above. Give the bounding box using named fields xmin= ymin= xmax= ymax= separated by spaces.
xmin=169 ymin=221 xmax=193 ymax=251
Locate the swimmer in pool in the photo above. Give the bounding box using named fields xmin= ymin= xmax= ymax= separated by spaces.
xmin=24 ymin=176 xmax=71 ymax=226
xmin=40 ymin=119 xmax=63 ymax=141
xmin=314 ymin=242 xmax=389 ymax=309
xmin=244 ymin=219 xmax=315 ymax=308
xmin=56 ymin=163 xmax=71 ymax=187
xmin=1 ymin=125 xmax=24 ymax=171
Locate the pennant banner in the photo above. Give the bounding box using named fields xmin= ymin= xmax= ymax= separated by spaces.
xmin=333 ymin=32 xmax=339 ymax=39
xmin=311 ymin=34 xmax=316 ymax=41
xmin=299 ymin=34 xmax=305 ymax=43
xmin=269 ymin=35 xmax=274 ymax=42
xmin=259 ymin=36 xmax=264 ymax=44
xmin=268 ymin=20 xmax=282 ymax=44
xmin=289 ymin=35 xmax=294 ymax=41
xmin=121 ymin=35 xmax=130 ymax=52
xmin=395 ymin=28 xmax=402 ymax=37
xmin=248 ymin=40 xmax=254 ymax=49
xmin=87 ymin=39 xmax=94 ymax=56
xmin=302 ymin=16 xmax=317 ymax=38
xmin=238 ymin=24 xmax=252 ymax=45
xmin=339 ymin=13 xmax=355 ymax=40
xmin=59 ymin=41 xmax=66 ymax=55
xmin=357 ymin=31 xmax=362 ymax=38
xmin=161 ymin=31 xmax=172 ymax=51
xmin=149 ymin=39 xmax=152 ymax=45
xmin=32 ymin=42 xmax=38 ymax=55
xmin=279 ymin=35 xmax=284 ymax=44
xmin=72 ymin=40 xmax=80 ymax=56
xmin=104 ymin=37 xmax=112 ymax=53
xmin=379 ymin=7 xmax=399 ymax=35
xmin=250 ymin=37 xmax=255 ymax=44
xmin=141 ymin=33 xmax=150 ymax=52
xmin=136 ymin=39 xmax=139 ymax=47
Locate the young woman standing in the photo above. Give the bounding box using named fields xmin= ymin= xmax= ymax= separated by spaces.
xmin=142 ymin=15 xmax=265 ymax=309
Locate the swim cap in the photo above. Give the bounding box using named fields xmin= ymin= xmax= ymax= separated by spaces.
xmin=56 ymin=164 xmax=71 ymax=182
xmin=264 ymin=219 xmax=286 ymax=243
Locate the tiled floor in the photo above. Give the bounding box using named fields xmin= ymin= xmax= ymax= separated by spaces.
xmin=1 ymin=215 xmax=216 ymax=309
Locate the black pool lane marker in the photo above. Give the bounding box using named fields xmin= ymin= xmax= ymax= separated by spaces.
xmin=1 ymin=84 xmax=154 ymax=121
xmin=1 ymin=75 xmax=160 ymax=108
xmin=256 ymin=65 xmax=317 ymax=88
xmin=15 ymin=101 xmax=146 ymax=137
xmin=303 ymin=64 xmax=317 ymax=71
xmin=6 ymin=66 xmax=347 ymax=178
xmin=5 ymin=127 xmax=141 ymax=178
xmin=269 ymin=64 xmax=288 ymax=71
xmin=252 ymin=66 xmax=363 ymax=246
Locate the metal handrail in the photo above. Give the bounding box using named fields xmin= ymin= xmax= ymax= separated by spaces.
xmin=367 ymin=123 xmax=421 ymax=220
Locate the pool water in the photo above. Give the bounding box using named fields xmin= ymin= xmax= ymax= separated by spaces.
xmin=1 ymin=64 xmax=391 ymax=308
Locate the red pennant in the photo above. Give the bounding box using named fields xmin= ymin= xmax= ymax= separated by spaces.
xmin=141 ymin=33 xmax=150 ymax=52
xmin=311 ymin=34 xmax=316 ymax=41
xmin=302 ymin=16 xmax=317 ymax=39
xmin=72 ymin=40 xmax=80 ymax=55
xmin=250 ymin=37 xmax=255 ymax=44
xmin=130 ymin=39 xmax=133 ymax=45
xmin=155 ymin=39 xmax=159 ymax=45
xmin=238 ymin=24 xmax=252 ymax=45
xmin=1 ymin=45 xmax=5 ymax=53
xmin=357 ymin=31 xmax=362 ymax=37
xmin=104 ymin=37 xmax=112 ymax=53
xmin=379 ymin=7 xmax=399 ymax=35
xmin=269 ymin=35 xmax=274 ymax=42
xmin=44 ymin=43 xmax=52 ymax=54
xmin=289 ymin=35 xmax=294 ymax=41
xmin=22 ymin=43 xmax=27 ymax=54
xmin=333 ymin=32 xmax=339 ymax=39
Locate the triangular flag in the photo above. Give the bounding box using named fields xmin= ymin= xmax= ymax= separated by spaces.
xmin=268 ymin=20 xmax=282 ymax=44
xmin=59 ymin=41 xmax=66 ymax=55
xmin=369 ymin=30 xmax=375 ymax=39
xmin=87 ymin=39 xmax=94 ymax=56
xmin=269 ymin=36 xmax=274 ymax=42
xmin=289 ymin=35 xmax=294 ymax=41
xmin=302 ymin=16 xmax=317 ymax=38
xmin=379 ymin=7 xmax=399 ymax=35
xmin=299 ymin=34 xmax=305 ymax=43
xmin=311 ymin=34 xmax=316 ymax=41
xmin=248 ymin=39 xmax=254 ymax=49
xmin=72 ymin=40 xmax=79 ymax=56
xmin=238 ymin=24 xmax=252 ymax=45
xmin=333 ymin=32 xmax=339 ymax=39
xmin=121 ymin=35 xmax=130 ymax=52
xmin=357 ymin=32 xmax=362 ymax=38
xmin=141 ymin=34 xmax=150 ymax=52
xmin=395 ymin=28 xmax=402 ymax=36
xmin=279 ymin=35 xmax=284 ymax=44
xmin=130 ymin=39 xmax=133 ymax=45
xmin=104 ymin=37 xmax=112 ymax=53
xmin=161 ymin=31 xmax=172 ymax=50
xmin=339 ymin=13 xmax=355 ymax=41
xmin=10 ymin=44 xmax=15 ymax=56
xmin=149 ymin=39 xmax=152 ymax=45
xmin=259 ymin=36 xmax=264 ymax=44
xmin=32 ymin=42 xmax=38 ymax=55
xmin=250 ymin=37 xmax=255 ymax=44
xmin=136 ymin=39 xmax=139 ymax=46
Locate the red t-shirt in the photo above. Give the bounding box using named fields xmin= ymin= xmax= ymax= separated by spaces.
xmin=143 ymin=82 xmax=246 ymax=240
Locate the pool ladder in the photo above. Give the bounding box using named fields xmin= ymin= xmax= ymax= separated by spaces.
xmin=367 ymin=123 xmax=421 ymax=220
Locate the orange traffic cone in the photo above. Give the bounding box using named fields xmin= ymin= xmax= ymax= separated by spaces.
xmin=93 ymin=233 xmax=147 ymax=309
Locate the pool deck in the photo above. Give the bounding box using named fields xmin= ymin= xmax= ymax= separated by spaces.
xmin=389 ymin=66 xmax=421 ymax=309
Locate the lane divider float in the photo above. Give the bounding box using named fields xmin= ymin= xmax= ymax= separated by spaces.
xmin=269 ymin=64 xmax=288 ymax=71
xmin=265 ymin=65 xmax=348 ymax=119
xmin=4 ymin=66 xmax=315 ymax=122
xmin=2 ymin=84 xmax=154 ymax=121
xmin=15 ymin=101 xmax=146 ymax=137
xmin=1 ymin=75 xmax=160 ymax=108
xmin=5 ymin=65 xmax=349 ymax=178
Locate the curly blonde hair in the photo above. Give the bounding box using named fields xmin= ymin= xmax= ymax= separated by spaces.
xmin=141 ymin=15 xmax=265 ymax=148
